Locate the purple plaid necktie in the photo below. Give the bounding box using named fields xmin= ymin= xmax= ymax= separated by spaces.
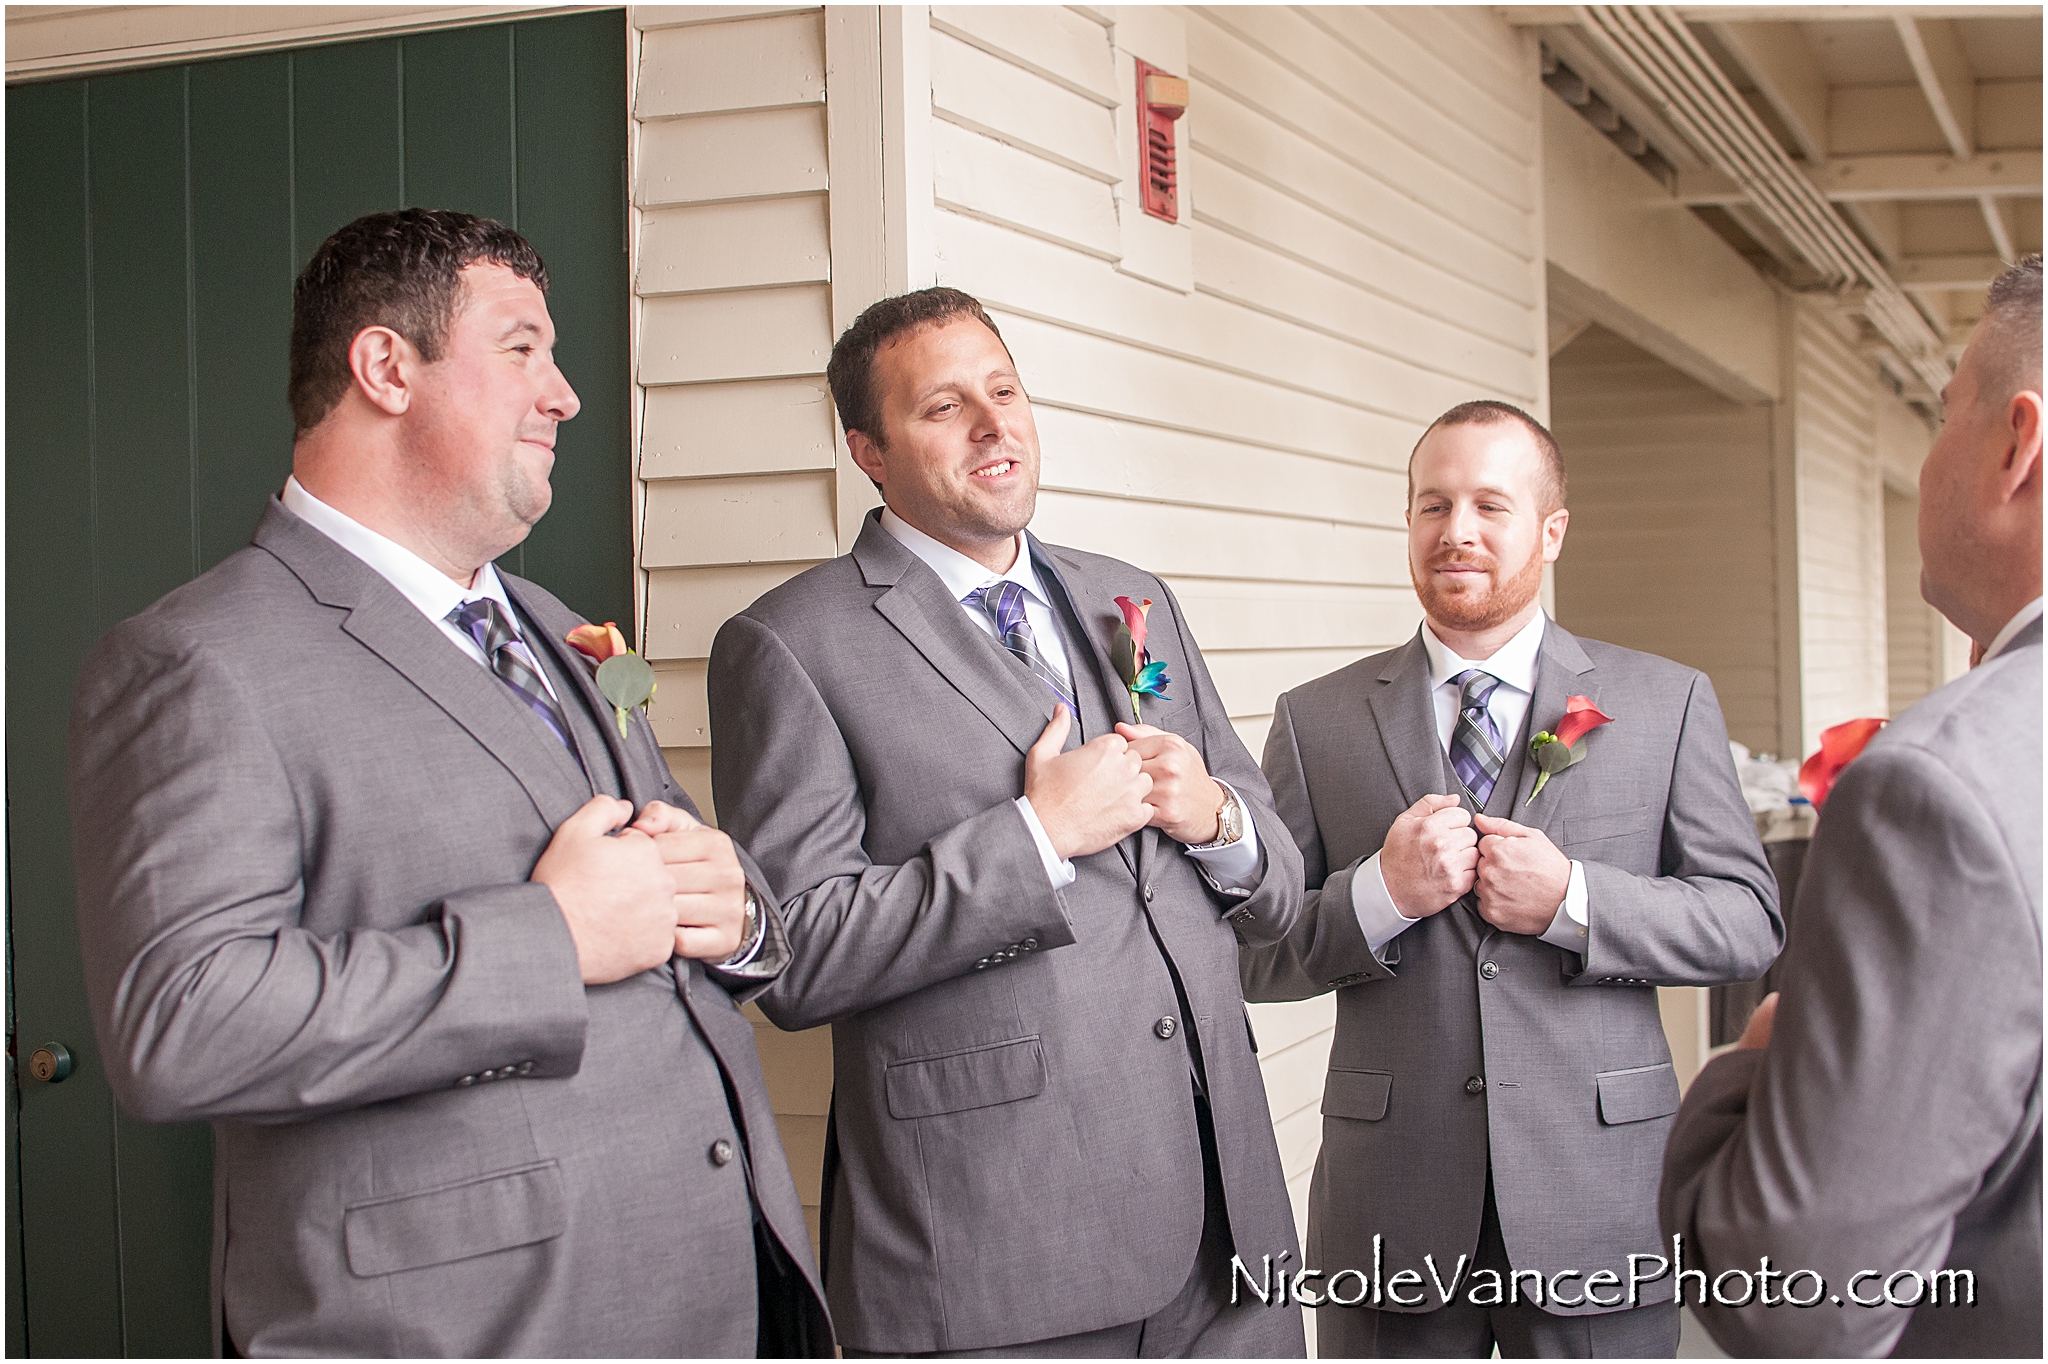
xmin=447 ymin=598 xmax=573 ymax=752
xmin=1449 ymin=669 xmax=1505 ymax=806
xmin=965 ymin=581 xmax=1076 ymax=711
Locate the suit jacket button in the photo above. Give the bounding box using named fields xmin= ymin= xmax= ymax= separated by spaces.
xmin=457 ymin=1075 xmax=475 ymax=1087
xmin=1480 ymin=960 xmax=1499 ymax=979
xmin=1155 ymin=1017 xmax=1178 ymax=1039
xmin=709 ymin=1138 xmax=736 ymax=1167
xmin=1021 ymin=938 xmax=1037 ymax=951
xmin=1143 ymin=887 xmax=1155 ymax=903
xmin=518 ymin=1061 xmax=536 ymax=1076
xmin=1465 ymin=1076 xmax=1486 ymax=1094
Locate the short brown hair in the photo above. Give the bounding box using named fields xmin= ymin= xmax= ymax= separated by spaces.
xmin=289 ymin=208 xmax=548 ymax=432
xmin=1408 ymin=399 xmax=1567 ymax=514
xmin=826 ymin=287 xmax=1009 ymax=448
xmin=1974 ymin=253 xmax=2042 ymax=410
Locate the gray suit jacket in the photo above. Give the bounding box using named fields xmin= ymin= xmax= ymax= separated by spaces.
xmin=68 ymin=499 xmax=830 ymax=1357
xmin=705 ymin=511 xmax=1305 ymax=1353
xmin=1243 ymin=622 xmax=1781 ymax=1316
xmin=1661 ymin=618 xmax=2042 ymax=1358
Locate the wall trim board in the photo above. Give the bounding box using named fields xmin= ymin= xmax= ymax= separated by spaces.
xmin=1548 ymin=263 xmax=1775 ymax=408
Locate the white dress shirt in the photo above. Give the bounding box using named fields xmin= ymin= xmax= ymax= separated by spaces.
xmin=1985 ymin=596 xmax=2044 ymax=662
xmin=1352 ymin=611 xmax=1591 ymax=958
xmin=878 ymin=509 xmax=1261 ymax=894
xmin=282 ymin=476 xmax=561 ymax=703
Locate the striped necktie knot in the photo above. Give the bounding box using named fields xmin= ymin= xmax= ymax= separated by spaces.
xmin=447 ymin=597 xmax=573 ymax=752
xmin=965 ymin=581 xmax=1075 ymax=711
xmin=1449 ymin=668 xmax=1506 ymax=806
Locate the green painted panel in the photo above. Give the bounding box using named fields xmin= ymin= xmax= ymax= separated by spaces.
xmin=402 ymin=26 xmax=515 ymax=223
xmin=191 ymin=52 xmax=296 ymax=571
xmin=507 ymin=11 xmax=633 ymax=640
xmin=6 ymin=76 xmax=127 ymax=1360
xmin=291 ymin=38 xmax=401 ymax=271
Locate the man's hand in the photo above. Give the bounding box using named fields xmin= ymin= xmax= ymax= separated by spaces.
xmin=630 ymin=801 xmax=748 ymax=963
xmin=1471 ymin=813 xmax=1573 ymax=935
xmin=1736 ymin=992 xmax=1778 ymax=1050
xmin=1024 ymin=705 xmax=1153 ymax=861
xmin=1379 ymin=793 xmax=1479 ymax=917
xmin=1114 ymin=723 xmax=1227 ymax=845
xmin=531 ymin=796 xmax=678 ymax=985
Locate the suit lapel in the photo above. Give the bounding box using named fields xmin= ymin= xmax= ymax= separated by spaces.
xmin=1508 ymin=619 xmax=1597 ymax=837
xmin=1370 ymin=631 xmax=1452 ymax=806
xmin=503 ymin=577 xmax=652 ymax=808
xmin=253 ymin=500 xmax=590 ymax=829
xmin=855 ymin=514 xmax=1054 ymax=757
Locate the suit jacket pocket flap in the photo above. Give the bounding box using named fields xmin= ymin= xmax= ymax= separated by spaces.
xmin=1596 ymin=1064 xmax=1680 ymax=1125
xmin=1563 ymin=809 xmax=1651 ymax=846
xmin=345 ymin=1160 xmax=566 ymax=1277
xmin=1321 ymin=1068 xmax=1393 ymax=1121
xmin=887 ymin=1036 xmax=1045 ymax=1119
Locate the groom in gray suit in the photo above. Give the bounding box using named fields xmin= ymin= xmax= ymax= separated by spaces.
xmin=1243 ymin=401 xmax=1781 ymax=1356
xmin=1662 ymin=256 xmax=2042 ymax=1358
xmin=707 ymin=288 xmax=1306 ymax=1356
xmin=69 ymin=210 xmax=829 ymax=1356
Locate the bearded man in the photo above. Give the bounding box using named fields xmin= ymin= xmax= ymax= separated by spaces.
xmin=1241 ymin=400 xmax=1781 ymax=1358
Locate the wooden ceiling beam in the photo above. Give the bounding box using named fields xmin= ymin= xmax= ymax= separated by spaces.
xmin=1676 ymin=152 xmax=2043 ymax=204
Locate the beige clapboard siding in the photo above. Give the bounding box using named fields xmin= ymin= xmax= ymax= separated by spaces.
xmin=635 ymin=10 xmax=824 ymax=119
xmin=637 ymin=195 xmax=830 ymax=296
xmin=639 ymin=284 xmax=833 ymax=385
xmin=641 ymin=471 xmax=837 ymax=569
xmin=640 ymin=377 xmax=836 ymax=480
xmin=1163 ymin=577 xmax=1425 ymax=654
xmin=1308 ymin=6 xmax=1532 ymax=160
xmin=1884 ymin=487 xmax=1941 ymax=715
xmin=1549 ymin=326 xmax=1781 ymax=754
xmin=931 ymin=28 xmax=1120 ymax=182
xmin=1031 ymin=489 xmax=1410 ymax=589
xmin=932 ymin=119 xmax=1122 ymax=261
xmin=637 ymin=105 xmax=828 ymax=207
xmin=1192 ymin=153 xmax=1534 ymax=351
xmin=929 ymin=5 xmax=1118 ymax=106
xmin=644 ymin=561 xmax=824 ymax=660
xmin=1791 ymin=303 xmax=1889 ymax=753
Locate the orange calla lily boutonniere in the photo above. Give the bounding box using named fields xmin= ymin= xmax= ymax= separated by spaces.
xmin=1526 ymin=695 xmax=1616 ymax=805
xmin=567 ymin=621 xmax=657 ymax=737
xmin=1797 ymin=716 xmax=1887 ymax=809
xmin=1110 ymin=595 xmax=1172 ymax=724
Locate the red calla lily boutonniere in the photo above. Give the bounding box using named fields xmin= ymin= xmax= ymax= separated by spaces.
xmin=567 ymin=621 xmax=657 ymax=737
xmin=1526 ymin=695 xmax=1615 ymax=805
xmin=1797 ymin=716 xmax=1886 ymax=809
xmin=1110 ymin=596 xmax=1172 ymax=724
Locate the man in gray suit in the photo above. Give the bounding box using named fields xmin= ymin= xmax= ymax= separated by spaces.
xmin=1661 ymin=257 xmax=2042 ymax=1358
xmin=69 ymin=210 xmax=829 ymax=1357
xmin=706 ymin=287 xmax=1307 ymax=1356
xmin=1243 ymin=401 xmax=1782 ymax=1357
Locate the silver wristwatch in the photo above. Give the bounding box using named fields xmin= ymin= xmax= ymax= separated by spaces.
xmin=1185 ymin=782 xmax=1245 ymax=851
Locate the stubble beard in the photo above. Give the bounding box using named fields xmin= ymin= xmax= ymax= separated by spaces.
xmin=1412 ymin=546 xmax=1545 ymax=634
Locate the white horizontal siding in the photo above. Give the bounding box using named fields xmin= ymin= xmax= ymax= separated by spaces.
xmin=923 ymin=5 xmax=1545 ymax=1272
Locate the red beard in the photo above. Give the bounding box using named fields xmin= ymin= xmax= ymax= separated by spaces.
xmin=1411 ymin=546 xmax=1545 ymax=634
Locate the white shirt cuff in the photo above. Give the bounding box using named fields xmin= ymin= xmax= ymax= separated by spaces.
xmin=1015 ymin=796 xmax=1078 ymax=889
xmin=717 ymin=889 xmax=767 ymax=971
xmin=1183 ymin=781 xmax=1261 ymax=897
xmin=1352 ymin=850 xmax=1424 ymax=960
xmin=1538 ymin=860 xmax=1590 ymax=951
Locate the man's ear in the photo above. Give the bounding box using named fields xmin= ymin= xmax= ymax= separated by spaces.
xmin=347 ymin=325 xmax=414 ymax=417
xmin=1541 ymin=506 xmax=1570 ymax=562
xmin=846 ymin=429 xmax=886 ymax=489
xmin=1997 ymin=389 xmax=2043 ymax=503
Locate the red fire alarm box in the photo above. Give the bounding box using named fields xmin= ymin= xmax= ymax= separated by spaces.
xmin=1136 ymin=59 xmax=1189 ymax=223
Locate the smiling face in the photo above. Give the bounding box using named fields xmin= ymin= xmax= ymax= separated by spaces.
xmin=847 ymin=315 xmax=1040 ymax=569
xmin=401 ymin=262 xmax=580 ymax=567
xmin=1406 ymin=418 xmax=1569 ymax=640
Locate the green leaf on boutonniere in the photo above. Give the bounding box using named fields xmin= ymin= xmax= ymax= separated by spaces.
xmin=595 ymin=652 xmax=656 ymax=738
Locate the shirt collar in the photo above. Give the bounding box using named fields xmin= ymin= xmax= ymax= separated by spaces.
xmin=1420 ymin=609 xmax=1548 ymax=695
xmin=880 ymin=507 xmax=1050 ymax=607
xmin=1985 ymin=596 xmax=2044 ymax=662
xmin=282 ymin=475 xmax=519 ymax=629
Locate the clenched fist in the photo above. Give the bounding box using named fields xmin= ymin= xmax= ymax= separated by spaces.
xmin=1472 ymin=813 xmax=1572 ymax=935
xmin=531 ymin=796 xmax=678 ymax=984
xmin=1023 ymin=705 xmax=1153 ymax=860
xmin=630 ymin=801 xmax=750 ymax=963
xmin=1114 ymin=722 xmax=1226 ymax=846
xmin=1379 ymin=793 xmax=1479 ymax=917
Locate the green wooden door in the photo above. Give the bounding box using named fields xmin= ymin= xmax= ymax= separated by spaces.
xmin=5 ymin=13 xmax=629 ymax=1354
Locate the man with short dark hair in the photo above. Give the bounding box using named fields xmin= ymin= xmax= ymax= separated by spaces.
xmin=1661 ymin=256 xmax=2042 ymax=1358
xmin=70 ymin=208 xmax=830 ymax=1356
xmin=1242 ymin=401 xmax=1781 ymax=1357
xmin=706 ymin=286 xmax=1307 ymax=1356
